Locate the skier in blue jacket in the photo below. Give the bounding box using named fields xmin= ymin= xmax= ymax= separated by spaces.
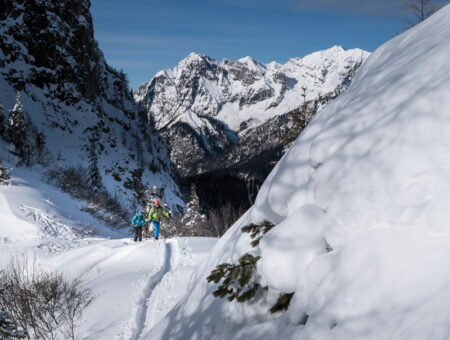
xmin=131 ymin=211 xmax=147 ymax=242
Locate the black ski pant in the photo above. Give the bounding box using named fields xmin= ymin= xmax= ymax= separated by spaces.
xmin=134 ymin=227 xmax=143 ymax=242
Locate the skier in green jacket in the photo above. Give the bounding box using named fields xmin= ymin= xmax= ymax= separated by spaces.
xmin=148 ymin=200 xmax=170 ymax=240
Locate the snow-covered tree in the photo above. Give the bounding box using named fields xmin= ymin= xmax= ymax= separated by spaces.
xmin=0 ymin=161 xmax=11 ymax=185
xmin=403 ymin=0 xmax=440 ymax=28
xmin=187 ymin=183 xmax=202 ymax=214
xmin=7 ymin=92 xmax=29 ymax=164
xmin=207 ymin=220 xmax=296 ymax=314
xmin=0 ymin=101 xmax=5 ymax=138
xmin=142 ymin=185 xmax=163 ymax=210
xmin=181 ymin=183 xmax=207 ymax=235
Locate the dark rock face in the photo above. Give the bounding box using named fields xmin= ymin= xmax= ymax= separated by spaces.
xmin=0 ymin=0 xmax=118 ymax=103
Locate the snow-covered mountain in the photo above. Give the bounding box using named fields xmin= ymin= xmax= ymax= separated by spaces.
xmin=136 ymin=47 xmax=369 ymax=176
xmin=136 ymin=46 xmax=368 ymax=133
xmin=148 ymin=5 xmax=450 ymax=340
xmin=0 ymin=0 xmax=183 ymax=211
xmin=136 ymin=47 xmax=369 ymax=210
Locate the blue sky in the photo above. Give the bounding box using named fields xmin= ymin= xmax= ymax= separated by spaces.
xmin=91 ymin=0 xmax=409 ymax=89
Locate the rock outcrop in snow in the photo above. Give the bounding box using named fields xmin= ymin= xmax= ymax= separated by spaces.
xmin=0 ymin=0 xmax=183 ymax=210
xmin=147 ymin=5 xmax=450 ymax=340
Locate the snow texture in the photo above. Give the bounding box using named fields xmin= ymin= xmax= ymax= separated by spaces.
xmin=147 ymin=5 xmax=450 ymax=340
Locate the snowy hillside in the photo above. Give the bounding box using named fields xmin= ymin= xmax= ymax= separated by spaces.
xmin=147 ymin=5 xmax=450 ymax=340
xmin=0 ymin=0 xmax=183 ymax=211
xmin=0 ymin=159 xmax=216 ymax=339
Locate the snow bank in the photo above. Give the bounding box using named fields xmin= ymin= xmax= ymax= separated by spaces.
xmin=150 ymin=5 xmax=450 ymax=339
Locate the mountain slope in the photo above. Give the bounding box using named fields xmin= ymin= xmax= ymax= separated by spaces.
xmin=147 ymin=5 xmax=450 ymax=339
xmin=0 ymin=0 xmax=183 ymax=211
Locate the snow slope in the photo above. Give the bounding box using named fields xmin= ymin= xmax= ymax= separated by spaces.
xmin=147 ymin=5 xmax=450 ymax=340
xmin=0 ymin=157 xmax=216 ymax=339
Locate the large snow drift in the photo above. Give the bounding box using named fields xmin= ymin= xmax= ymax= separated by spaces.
xmin=149 ymin=5 xmax=450 ymax=340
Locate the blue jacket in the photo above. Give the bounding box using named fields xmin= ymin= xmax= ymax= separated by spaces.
xmin=132 ymin=214 xmax=146 ymax=227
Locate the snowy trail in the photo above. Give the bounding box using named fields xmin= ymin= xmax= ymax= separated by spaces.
xmin=131 ymin=239 xmax=179 ymax=340
xmin=0 ymin=165 xmax=217 ymax=340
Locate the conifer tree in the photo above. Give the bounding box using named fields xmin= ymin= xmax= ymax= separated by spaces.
xmin=7 ymin=92 xmax=29 ymax=164
xmin=181 ymin=183 xmax=207 ymax=235
xmin=187 ymin=183 xmax=202 ymax=215
xmin=207 ymin=220 xmax=296 ymax=314
xmin=207 ymin=253 xmax=261 ymax=302
xmin=0 ymin=161 xmax=11 ymax=185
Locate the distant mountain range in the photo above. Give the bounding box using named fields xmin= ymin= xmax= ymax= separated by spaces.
xmin=135 ymin=47 xmax=369 ymax=209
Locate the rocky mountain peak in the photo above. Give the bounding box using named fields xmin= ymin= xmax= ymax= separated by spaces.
xmin=136 ymin=47 xmax=370 ymax=134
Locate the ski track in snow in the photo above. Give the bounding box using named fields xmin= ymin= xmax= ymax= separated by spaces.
xmin=131 ymin=239 xmax=179 ymax=340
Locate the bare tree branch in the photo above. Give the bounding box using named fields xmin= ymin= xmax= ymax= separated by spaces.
xmin=403 ymin=0 xmax=442 ymax=29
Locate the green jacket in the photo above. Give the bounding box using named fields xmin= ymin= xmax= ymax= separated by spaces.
xmin=148 ymin=206 xmax=170 ymax=222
